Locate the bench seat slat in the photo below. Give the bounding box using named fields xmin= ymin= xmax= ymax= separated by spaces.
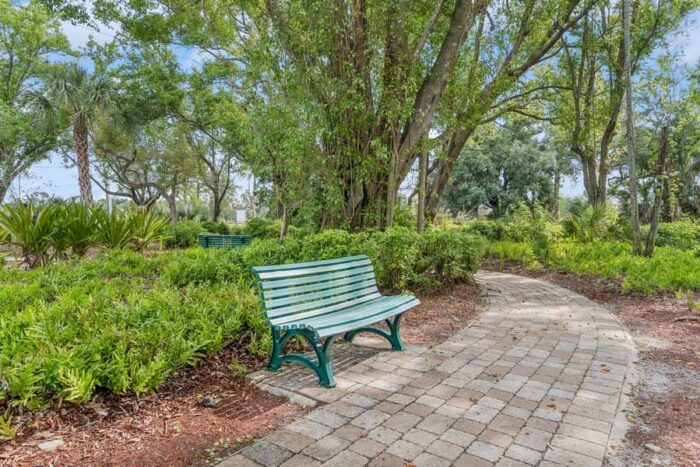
xmin=254 ymin=257 xmax=371 ymax=280
xmin=314 ymin=297 xmax=419 ymax=338
xmin=275 ymin=295 xmax=418 ymax=336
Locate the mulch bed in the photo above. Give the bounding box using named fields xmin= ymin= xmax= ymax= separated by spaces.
xmin=484 ymin=261 xmax=700 ymax=466
xmin=402 ymin=281 xmax=483 ymax=346
xmin=0 ymin=347 xmax=302 ymax=466
xmin=0 ymin=281 xmax=483 ymax=466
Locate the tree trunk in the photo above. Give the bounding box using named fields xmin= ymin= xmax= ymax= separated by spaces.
xmin=74 ymin=121 xmax=94 ymax=205
xmin=644 ymin=126 xmax=669 ymax=257
xmin=280 ymin=205 xmax=290 ymax=239
xmin=165 ymin=194 xmax=179 ymax=223
xmin=551 ymin=170 xmax=561 ymax=220
xmin=212 ymin=193 xmax=222 ymax=221
xmin=0 ymin=171 xmax=15 ymax=204
xmin=425 ymin=127 xmax=475 ymax=219
xmin=417 ymin=147 xmax=428 ymax=233
xmin=624 ymin=0 xmax=642 ymax=255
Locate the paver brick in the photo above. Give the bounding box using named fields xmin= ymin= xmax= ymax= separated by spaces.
xmin=426 ymin=439 xmax=464 ymax=460
xmin=279 ymin=454 xmax=321 ymax=467
xmin=467 ymin=440 xmax=505 ymax=462
xmin=403 ymin=428 xmax=438 ymax=448
xmin=266 ymin=430 xmax=316 ymax=453
xmin=286 ymin=419 xmax=333 ymax=440
xmin=543 ymin=446 xmax=602 ymax=467
xmin=440 ymin=428 xmax=476 ymax=447
xmin=349 ymin=437 xmax=386 ymax=458
xmin=465 ymin=404 xmax=500 ymax=424
xmin=243 ymin=440 xmax=293 ymax=466
xmin=454 ymin=453 xmax=495 ymax=467
xmin=368 ymin=426 xmax=402 ymax=445
xmin=367 ymin=452 xmax=406 ymax=467
xmin=489 ymin=414 xmax=526 ymax=436
xmin=416 ymin=413 xmax=454 ymax=435
xmin=323 ymin=450 xmax=368 ymax=466
xmin=478 ymin=429 xmax=514 ymax=449
xmin=306 ymin=409 xmax=349 ymax=428
xmin=386 ymin=439 xmax=423 ymax=460
xmin=352 ymin=410 xmax=391 ymax=430
xmin=514 ymin=427 xmax=553 ymax=451
xmin=551 ymin=434 xmax=606 ymax=460
xmin=505 ymin=444 xmax=542 ymax=465
xmin=303 ymin=435 xmax=350 ymax=461
xmin=412 ymin=452 xmax=452 ymax=467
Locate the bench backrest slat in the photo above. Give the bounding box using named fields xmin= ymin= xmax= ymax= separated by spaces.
xmin=252 ymin=255 xmax=379 ymax=326
xmin=198 ymin=234 xmax=252 ymax=248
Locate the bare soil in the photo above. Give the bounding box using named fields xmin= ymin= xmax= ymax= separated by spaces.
xmin=484 ymin=262 xmax=700 ymax=467
xmin=0 ymin=281 xmax=483 ymax=466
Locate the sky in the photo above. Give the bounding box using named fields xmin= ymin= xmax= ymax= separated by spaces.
xmin=8 ymin=9 xmax=700 ymax=202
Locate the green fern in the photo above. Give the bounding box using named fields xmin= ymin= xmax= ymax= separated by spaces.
xmin=0 ymin=412 xmax=16 ymax=440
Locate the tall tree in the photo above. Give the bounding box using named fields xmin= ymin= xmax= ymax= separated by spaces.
xmin=443 ymin=119 xmax=558 ymax=217
xmin=42 ymin=65 xmax=112 ymax=205
xmin=554 ymin=0 xmax=695 ymax=208
xmin=0 ymin=0 xmax=70 ymax=202
xmin=624 ymin=0 xmax=643 ymax=254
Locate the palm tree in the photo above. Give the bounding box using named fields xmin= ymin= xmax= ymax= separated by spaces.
xmin=42 ymin=65 xmax=112 ymax=205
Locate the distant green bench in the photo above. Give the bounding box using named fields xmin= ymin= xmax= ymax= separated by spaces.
xmin=252 ymin=255 xmax=420 ymax=387
xmin=197 ymin=234 xmax=252 ymax=249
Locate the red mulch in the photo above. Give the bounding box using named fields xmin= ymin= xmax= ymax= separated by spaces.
xmin=402 ymin=281 xmax=482 ymax=346
xmin=0 ymin=348 xmax=302 ymax=466
xmin=484 ymin=261 xmax=700 ymax=466
xmin=0 ymin=282 xmax=483 ymax=466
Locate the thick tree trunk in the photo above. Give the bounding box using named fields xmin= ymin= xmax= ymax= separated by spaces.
xmin=624 ymin=0 xmax=642 ymax=254
xmin=74 ymin=122 xmax=94 ymax=205
xmin=0 ymin=171 xmax=15 ymax=204
xmin=551 ymin=170 xmax=561 ymax=220
xmin=165 ymin=194 xmax=179 ymax=223
xmin=417 ymin=147 xmax=428 ymax=233
xmin=644 ymin=126 xmax=669 ymax=257
xmin=280 ymin=205 xmax=290 ymax=239
xmin=425 ymin=127 xmax=475 ymax=220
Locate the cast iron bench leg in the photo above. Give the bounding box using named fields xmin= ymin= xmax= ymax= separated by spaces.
xmin=343 ymin=314 xmax=405 ymax=351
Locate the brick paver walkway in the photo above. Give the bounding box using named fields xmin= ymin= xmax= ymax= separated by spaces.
xmin=222 ymin=271 xmax=636 ymax=466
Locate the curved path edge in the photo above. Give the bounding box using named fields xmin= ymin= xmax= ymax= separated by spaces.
xmin=222 ymin=271 xmax=637 ymax=467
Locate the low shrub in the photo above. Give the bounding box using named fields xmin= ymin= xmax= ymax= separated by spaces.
xmin=653 ymin=220 xmax=700 ymax=250
xmin=561 ymin=203 xmax=619 ymax=242
xmin=622 ymin=247 xmax=700 ymax=294
xmin=369 ymin=226 xmax=421 ymax=290
xmin=299 ymin=229 xmax=366 ymax=261
xmin=243 ymin=218 xmax=281 ymax=239
xmin=417 ymin=228 xmax=485 ymax=285
xmin=201 ymin=220 xmax=230 ymax=235
xmin=484 ymin=240 xmax=538 ymax=268
xmin=165 ymin=219 xmax=202 ymax=248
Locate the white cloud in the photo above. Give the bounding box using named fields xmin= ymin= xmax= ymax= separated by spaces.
xmin=679 ymin=10 xmax=700 ymax=65
xmin=60 ymin=20 xmax=119 ymax=51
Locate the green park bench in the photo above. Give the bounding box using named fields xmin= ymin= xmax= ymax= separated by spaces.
xmin=252 ymin=255 xmax=420 ymax=387
xmin=197 ymin=234 xmax=252 ymax=248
